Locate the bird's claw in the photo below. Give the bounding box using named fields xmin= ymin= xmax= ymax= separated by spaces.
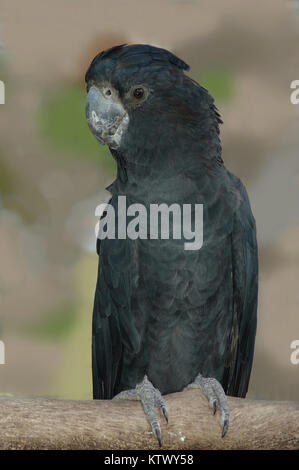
xmin=187 ymin=374 xmax=229 ymax=437
xmin=136 ymin=375 xmax=168 ymax=446
xmin=113 ymin=375 xmax=168 ymax=446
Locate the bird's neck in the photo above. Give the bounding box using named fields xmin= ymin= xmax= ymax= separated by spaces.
xmin=108 ymin=142 xmax=222 ymax=205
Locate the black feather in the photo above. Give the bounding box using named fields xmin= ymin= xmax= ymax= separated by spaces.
xmin=89 ymin=44 xmax=258 ymax=399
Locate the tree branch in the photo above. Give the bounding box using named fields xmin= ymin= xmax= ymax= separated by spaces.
xmin=0 ymin=390 xmax=298 ymax=450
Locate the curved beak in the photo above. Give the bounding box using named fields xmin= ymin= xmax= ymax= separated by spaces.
xmin=85 ymin=86 xmax=128 ymax=149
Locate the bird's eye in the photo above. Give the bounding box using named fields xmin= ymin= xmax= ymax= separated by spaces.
xmin=133 ymin=87 xmax=145 ymax=99
xmin=105 ymin=88 xmax=112 ymax=97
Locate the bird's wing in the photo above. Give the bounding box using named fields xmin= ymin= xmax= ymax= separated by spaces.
xmin=224 ymin=178 xmax=258 ymax=397
xmin=92 ymin=197 xmax=140 ymax=399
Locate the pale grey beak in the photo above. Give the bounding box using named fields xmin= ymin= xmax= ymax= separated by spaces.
xmin=85 ymin=86 xmax=129 ymax=149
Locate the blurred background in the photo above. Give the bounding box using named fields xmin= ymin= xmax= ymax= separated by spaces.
xmin=0 ymin=0 xmax=298 ymax=402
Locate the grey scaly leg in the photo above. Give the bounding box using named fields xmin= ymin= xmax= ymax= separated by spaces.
xmin=113 ymin=375 xmax=168 ymax=446
xmin=185 ymin=373 xmax=229 ymax=437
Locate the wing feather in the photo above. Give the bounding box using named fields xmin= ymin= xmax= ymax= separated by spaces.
xmin=224 ymin=179 xmax=258 ymax=397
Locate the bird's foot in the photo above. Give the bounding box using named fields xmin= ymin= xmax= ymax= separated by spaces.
xmin=113 ymin=375 xmax=168 ymax=446
xmin=185 ymin=373 xmax=229 ymax=437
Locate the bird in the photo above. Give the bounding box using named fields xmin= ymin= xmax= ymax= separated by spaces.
xmin=85 ymin=44 xmax=258 ymax=446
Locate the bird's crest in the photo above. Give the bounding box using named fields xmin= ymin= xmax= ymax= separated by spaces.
xmin=86 ymin=43 xmax=190 ymax=81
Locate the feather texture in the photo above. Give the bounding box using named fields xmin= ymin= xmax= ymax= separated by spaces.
xmin=88 ymin=45 xmax=258 ymax=399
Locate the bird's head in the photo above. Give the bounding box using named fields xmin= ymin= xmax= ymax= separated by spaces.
xmin=85 ymin=44 xmax=222 ymax=170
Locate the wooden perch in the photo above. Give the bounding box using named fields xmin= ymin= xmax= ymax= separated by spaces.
xmin=0 ymin=389 xmax=299 ymax=450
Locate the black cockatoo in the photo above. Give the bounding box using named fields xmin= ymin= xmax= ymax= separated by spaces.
xmin=85 ymin=44 xmax=258 ymax=446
